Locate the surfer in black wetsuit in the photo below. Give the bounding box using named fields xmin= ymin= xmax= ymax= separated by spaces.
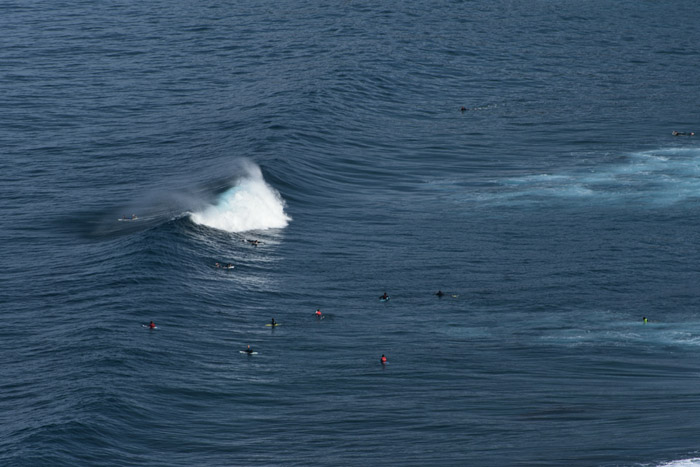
xmin=672 ymin=131 xmax=695 ymax=136
xmin=245 ymin=345 xmax=254 ymax=354
xmin=435 ymin=290 xmax=444 ymax=297
xmin=380 ymin=292 xmax=389 ymax=300
xmin=271 ymin=318 xmax=276 ymax=326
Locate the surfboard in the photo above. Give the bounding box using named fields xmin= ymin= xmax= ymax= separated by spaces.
xmin=265 ymin=323 xmax=280 ymax=327
xmin=379 ymin=297 xmax=390 ymax=302
xmin=239 ymin=351 xmax=258 ymax=355
xmin=141 ymin=324 xmax=158 ymax=329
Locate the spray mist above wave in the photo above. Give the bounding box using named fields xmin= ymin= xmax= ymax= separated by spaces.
xmin=190 ymin=163 xmax=291 ymax=233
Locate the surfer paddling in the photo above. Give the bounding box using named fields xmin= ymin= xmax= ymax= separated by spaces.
xmin=672 ymin=131 xmax=695 ymax=136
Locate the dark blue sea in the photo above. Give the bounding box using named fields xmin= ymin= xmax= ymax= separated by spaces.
xmin=2 ymin=1 xmax=700 ymax=465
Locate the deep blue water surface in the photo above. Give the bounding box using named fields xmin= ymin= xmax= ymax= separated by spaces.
xmin=2 ymin=1 xmax=700 ymax=465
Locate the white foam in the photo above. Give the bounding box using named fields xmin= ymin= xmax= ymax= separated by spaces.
xmin=190 ymin=163 xmax=291 ymax=233
xmin=481 ymin=147 xmax=700 ymax=207
xmin=658 ymin=458 xmax=700 ymax=467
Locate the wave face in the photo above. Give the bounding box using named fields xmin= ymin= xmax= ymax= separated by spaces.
xmin=189 ymin=163 xmax=291 ymax=233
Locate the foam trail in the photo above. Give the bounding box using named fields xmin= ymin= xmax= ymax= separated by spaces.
xmin=658 ymin=459 xmax=700 ymax=467
xmin=190 ymin=163 xmax=291 ymax=233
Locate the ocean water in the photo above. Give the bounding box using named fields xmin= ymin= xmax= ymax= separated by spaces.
xmin=2 ymin=0 xmax=700 ymax=465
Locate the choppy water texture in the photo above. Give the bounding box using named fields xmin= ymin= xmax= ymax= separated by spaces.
xmin=2 ymin=1 xmax=700 ymax=466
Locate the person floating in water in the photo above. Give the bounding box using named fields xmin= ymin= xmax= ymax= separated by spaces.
xmin=672 ymin=131 xmax=695 ymax=136
xmin=270 ymin=318 xmax=277 ymax=326
xmin=435 ymin=290 xmax=444 ymax=297
xmin=380 ymin=354 xmax=387 ymax=364
xmin=149 ymin=321 xmax=156 ymax=329
xmin=246 ymin=239 xmax=262 ymax=246
xmin=460 ymin=106 xmax=468 ymax=112
xmin=245 ymin=345 xmax=254 ymax=354
xmin=315 ymin=309 xmax=323 ymax=317
xmin=643 ymin=317 xmax=648 ymax=324
xmin=379 ymin=292 xmax=389 ymax=300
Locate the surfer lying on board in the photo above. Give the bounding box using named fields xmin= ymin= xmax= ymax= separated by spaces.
xmin=246 ymin=239 xmax=262 ymax=246
xmin=672 ymin=131 xmax=695 ymax=136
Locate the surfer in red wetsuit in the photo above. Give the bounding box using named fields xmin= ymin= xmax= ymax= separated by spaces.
xmin=149 ymin=321 xmax=156 ymax=329
xmin=381 ymin=354 xmax=387 ymax=364
xmin=315 ymin=309 xmax=322 ymax=317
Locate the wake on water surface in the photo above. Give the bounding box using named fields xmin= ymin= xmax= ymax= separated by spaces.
xmin=423 ymin=146 xmax=700 ymax=210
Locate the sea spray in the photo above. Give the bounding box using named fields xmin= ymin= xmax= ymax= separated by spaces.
xmin=190 ymin=163 xmax=291 ymax=232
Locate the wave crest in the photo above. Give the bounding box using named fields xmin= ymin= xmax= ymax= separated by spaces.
xmin=190 ymin=163 xmax=291 ymax=233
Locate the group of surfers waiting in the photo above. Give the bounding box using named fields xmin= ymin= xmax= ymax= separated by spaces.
xmin=146 ymin=290 xmax=450 ymax=364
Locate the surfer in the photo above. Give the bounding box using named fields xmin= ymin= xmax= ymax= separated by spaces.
xmin=148 ymin=321 xmax=156 ymax=329
xmin=247 ymin=239 xmax=261 ymax=246
xmin=270 ymin=318 xmax=277 ymax=327
xmin=435 ymin=290 xmax=444 ymax=297
xmin=315 ymin=309 xmax=323 ymax=317
xmin=643 ymin=317 xmax=648 ymax=324
xmin=460 ymin=106 xmax=467 ymax=112
xmin=380 ymin=354 xmax=387 ymax=364
xmin=379 ymin=292 xmax=389 ymax=300
xmin=672 ymin=131 xmax=695 ymax=136
xmin=245 ymin=345 xmax=254 ymax=354
xmin=225 ymin=263 xmax=233 ymax=269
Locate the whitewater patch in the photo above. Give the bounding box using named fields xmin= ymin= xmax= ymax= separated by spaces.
xmin=658 ymin=459 xmax=700 ymax=467
xmin=428 ymin=146 xmax=700 ymax=209
xmin=189 ymin=164 xmax=291 ymax=233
